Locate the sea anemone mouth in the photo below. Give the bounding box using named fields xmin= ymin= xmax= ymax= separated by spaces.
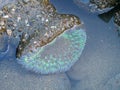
xmin=17 ymin=25 xmax=87 ymax=74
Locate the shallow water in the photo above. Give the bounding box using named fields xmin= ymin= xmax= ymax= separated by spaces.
xmin=0 ymin=0 xmax=120 ymax=90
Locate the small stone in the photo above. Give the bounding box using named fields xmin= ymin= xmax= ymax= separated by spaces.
xmin=0 ymin=21 xmax=5 ymax=26
xmin=50 ymin=26 xmax=56 ymax=29
xmin=25 ymin=19 xmax=30 ymax=26
xmin=44 ymin=32 xmax=49 ymax=38
xmin=36 ymin=15 xmax=42 ymax=18
xmin=45 ymin=19 xmax=49 ymax=22
xmin=0 ymin=11 xmax=3 ymax=16
xmin=3 ymin=15 xmax=9 ymax=19
xmin=41 ymin=17 xmax=45 ymax=22
xmin=17 ymin=16 xmax=21 ymax=22
xmin=22 ymin=0 xmax=30 ymax=4
xmin=7 ymin=29 xmax=12 ymax=36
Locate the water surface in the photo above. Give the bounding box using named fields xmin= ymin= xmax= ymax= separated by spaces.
xmin=0 ymin=0 xmax=120 ymax=90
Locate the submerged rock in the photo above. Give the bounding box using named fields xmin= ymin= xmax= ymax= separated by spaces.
xmin=114 ymin=10 xmax=120 ymax=26
xmin=90 ymin=0 xmax=118 ymax=10
xmin=0 ymin=0 xmax=87 ymax=74
xmin=74 ymin=0 xmax=120 ymax=11
xmin=74 ymin=0 xmax=120 ymax=36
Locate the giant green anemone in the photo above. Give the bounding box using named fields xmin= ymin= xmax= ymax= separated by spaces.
xmin=17 ymin=25 xmax=87 ymax=74
xmin=0 ymin=0 xmax=87 ymax=74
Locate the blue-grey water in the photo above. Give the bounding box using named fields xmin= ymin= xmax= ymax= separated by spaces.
xmin=0 ymin=0 xmax=120 ymax=90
